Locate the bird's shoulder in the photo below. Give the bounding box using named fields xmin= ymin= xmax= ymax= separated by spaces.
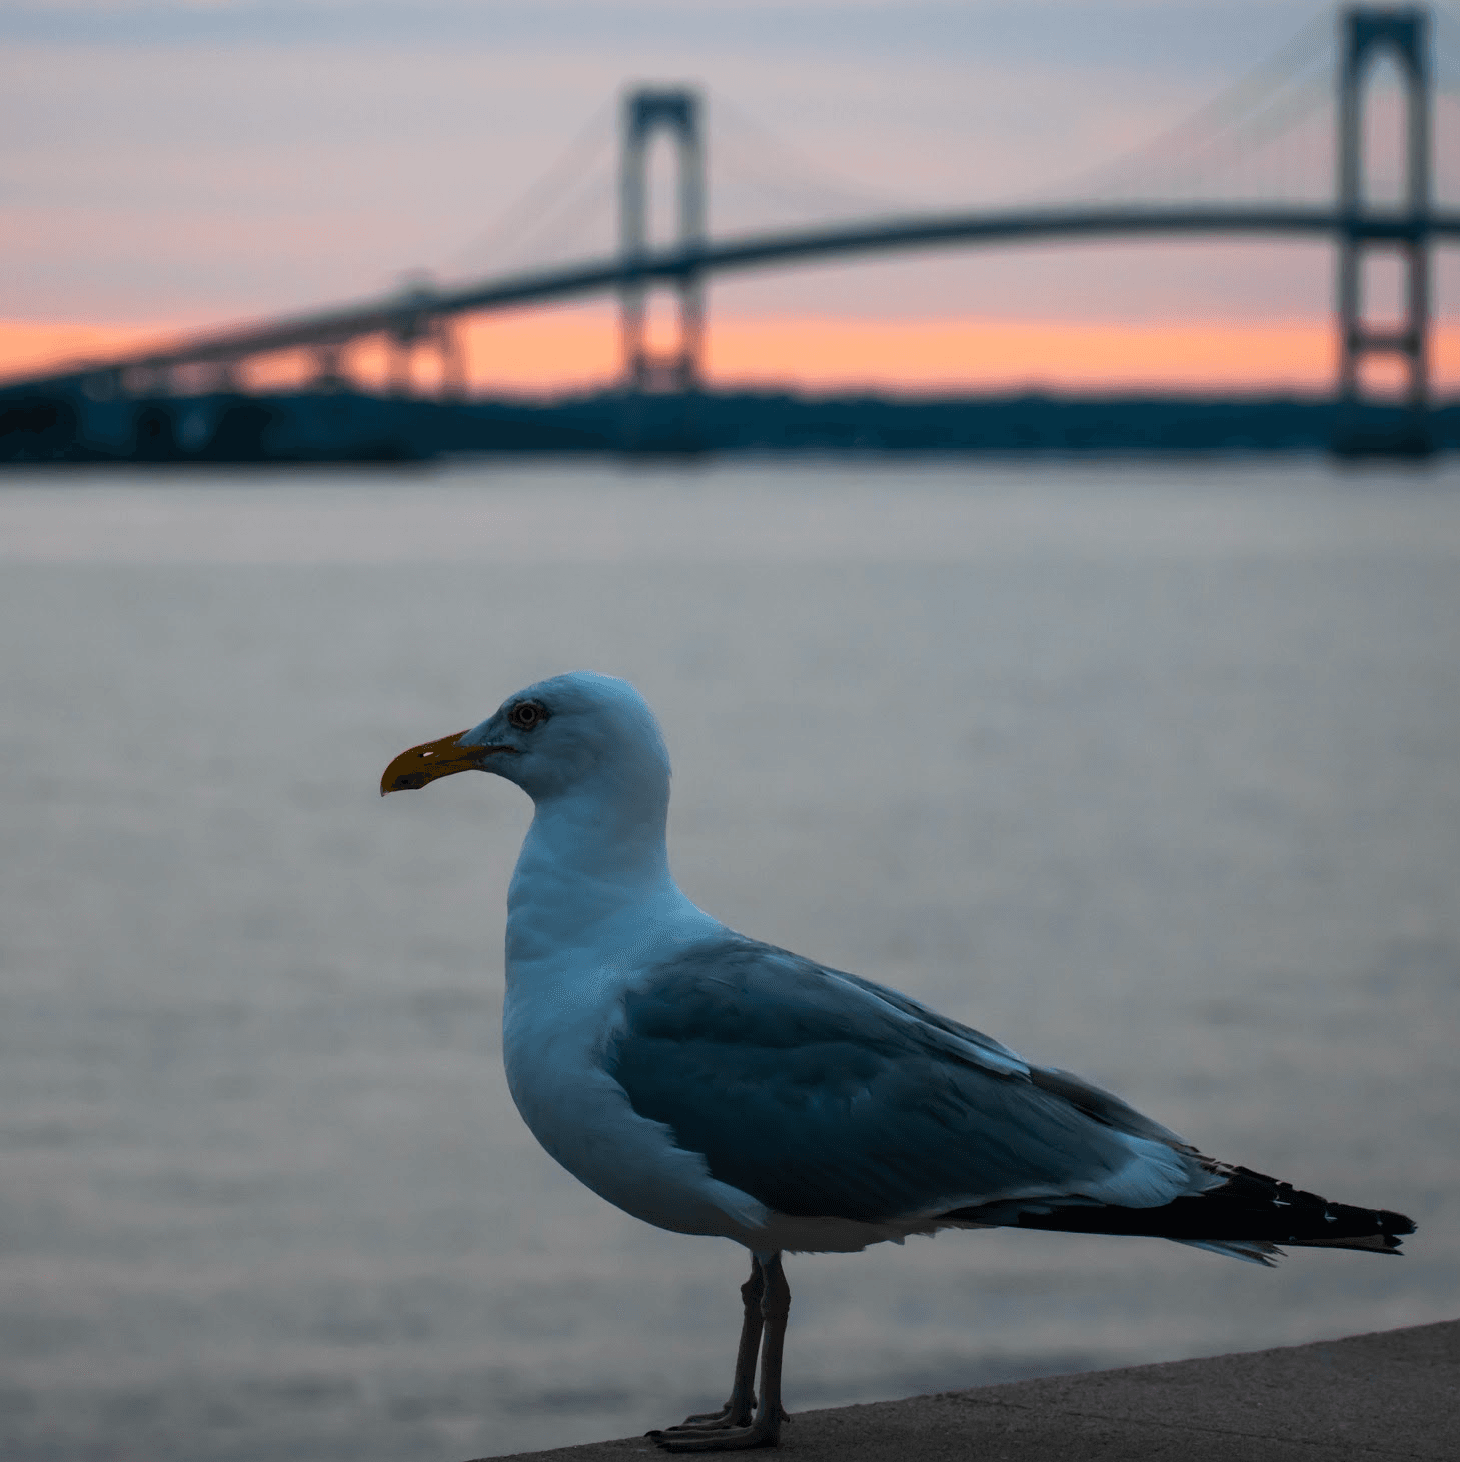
xmin=616 ymin=930 xmax=1029 ymax=1079
xmin=612 ymin=931 xmax=1192 ymax=1154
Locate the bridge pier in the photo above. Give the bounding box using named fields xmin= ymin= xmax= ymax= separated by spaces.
xmin=433 ymin=317 xmax=467 ymax=401
xmin=312 ymin=343 xmax=353 ymax=393
xmin=619 ymin=87 xmax=706 ymax=427
xmin=120 ymin=362 xmax=172 ymax=399
xmin=213 ymin=360 xmax=245 ymax=395
xmin=386 ymin=333 xmax=413 ymax=397
xmin=383 ymin=317 xmax=466 ymax=400
xmin=1335 ymin=5 xmax=1432 ymax=455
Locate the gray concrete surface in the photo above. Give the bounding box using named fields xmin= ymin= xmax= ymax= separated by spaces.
xmin=483 ymin=1318 xmax=1457 ymax=1461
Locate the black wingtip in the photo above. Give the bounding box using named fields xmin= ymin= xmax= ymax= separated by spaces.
xmin=1380 ymin=1208 xmax=1417 ymax=1238
xmin=1286 ymin=1230 xmax=1408 ymax=1255
xmin=998 ymin=1168 xmax=1418 ymax=1255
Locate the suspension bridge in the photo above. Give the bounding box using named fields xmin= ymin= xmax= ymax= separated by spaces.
xmin=4 ymin=3 xmax=1460 ymax=456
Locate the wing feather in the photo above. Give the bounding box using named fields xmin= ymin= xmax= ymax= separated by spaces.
xmin=606 ymin=933 xmax=1192 ymax=1224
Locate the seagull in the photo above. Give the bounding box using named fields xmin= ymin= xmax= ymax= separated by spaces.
xmin=381 ymin=670 xmax=1415 ymax=1453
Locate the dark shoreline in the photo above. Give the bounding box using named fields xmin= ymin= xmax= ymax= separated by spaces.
xmin=2 ymin=386 xmax=1451 ymax=466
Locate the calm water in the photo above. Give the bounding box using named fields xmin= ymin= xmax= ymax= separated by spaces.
xmin=1 ymin=460 xmax=1457 ymax=1462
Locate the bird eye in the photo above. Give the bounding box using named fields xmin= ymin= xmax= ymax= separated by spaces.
xmin=508 ymin=700 xmax=547 ymax=731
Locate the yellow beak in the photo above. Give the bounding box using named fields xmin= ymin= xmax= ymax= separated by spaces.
xmin=380 ymin=729 xmax=498 ymax=795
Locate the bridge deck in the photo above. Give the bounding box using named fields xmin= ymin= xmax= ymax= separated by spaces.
xmin=10 ymin=204 xmax=1460 ymax=388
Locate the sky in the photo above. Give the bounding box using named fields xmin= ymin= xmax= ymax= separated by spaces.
xmin=2 ymin=0 xmax=1458 ymax=393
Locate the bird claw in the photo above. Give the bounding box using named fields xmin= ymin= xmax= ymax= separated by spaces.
xmin=659 ymin=1396 xmax=757 ymax=1432
xmin=648 ymin=1403 xmax=786 ymax=1450
xmin=647 ymin=1416 xmax=781 ymax=1452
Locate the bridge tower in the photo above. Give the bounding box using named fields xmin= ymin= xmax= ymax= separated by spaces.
xmin=619 ymin=88 xmax=706 ymax=393
xmin=1336 ymin=6 xmax=1431 ymax=439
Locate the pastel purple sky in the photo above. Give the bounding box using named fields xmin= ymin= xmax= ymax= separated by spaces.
xmin=2 ymin=1 xmax=1457 ymax=384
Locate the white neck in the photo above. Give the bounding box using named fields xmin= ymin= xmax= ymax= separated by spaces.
xmin=504 ymin=775 xmax=691 ymax=978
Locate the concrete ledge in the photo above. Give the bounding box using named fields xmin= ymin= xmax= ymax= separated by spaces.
xmin=485 ymin=1318 xmax=1458 ymax=1461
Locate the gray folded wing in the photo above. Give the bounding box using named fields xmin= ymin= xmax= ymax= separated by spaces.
xmin=606 ymin=933 xmax=1192 ymax=1224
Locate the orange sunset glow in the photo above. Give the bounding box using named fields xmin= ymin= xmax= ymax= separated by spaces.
xmin=5 ymin=313 xmax=1459 ymax=398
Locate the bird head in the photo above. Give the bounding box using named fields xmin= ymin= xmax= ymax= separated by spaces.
xmin=380 ymin=670 xmax=672 ymax=806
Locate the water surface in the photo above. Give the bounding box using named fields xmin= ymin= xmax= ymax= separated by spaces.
xmin=1 ymin=460 xmax=1457 ymax=1461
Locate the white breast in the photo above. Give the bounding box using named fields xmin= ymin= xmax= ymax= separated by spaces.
xmin=501 ymin=889 xmax=771 ymax=1243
